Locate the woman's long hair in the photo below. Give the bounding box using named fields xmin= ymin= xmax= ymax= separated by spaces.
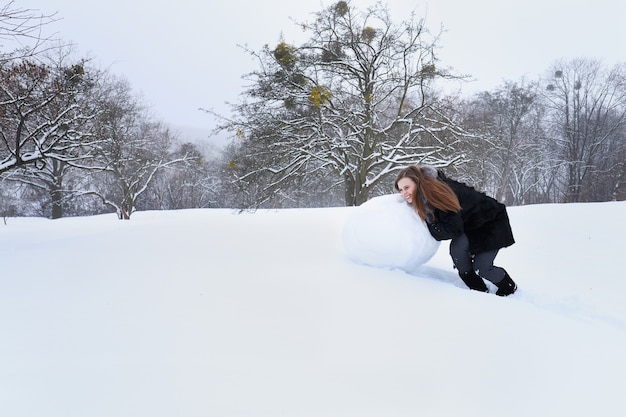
xmin=394 ymin=165 xmax=461 ymax=220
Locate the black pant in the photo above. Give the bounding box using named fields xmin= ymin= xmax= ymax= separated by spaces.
xmin=449 ymin=233 xmax=506 ymax=284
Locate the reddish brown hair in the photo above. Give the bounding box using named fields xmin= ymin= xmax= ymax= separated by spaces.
xmin=394 ymin=165 xmax=461 ymax=220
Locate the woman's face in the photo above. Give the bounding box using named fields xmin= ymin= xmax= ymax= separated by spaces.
xmin=397 ymin=177 xmax=417 ymax=204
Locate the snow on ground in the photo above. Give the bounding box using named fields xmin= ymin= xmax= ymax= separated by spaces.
xmin=1 ymin=200 xmax=625 ymax=417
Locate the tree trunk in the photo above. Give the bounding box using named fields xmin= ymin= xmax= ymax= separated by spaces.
xmin=51 ymin=188 xmax=63 ymax=219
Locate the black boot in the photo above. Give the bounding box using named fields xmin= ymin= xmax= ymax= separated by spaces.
xmin=495 ymin=272 xmax=517 ymax=296
xmin=459 ymin=270 xmax=489 ymax=292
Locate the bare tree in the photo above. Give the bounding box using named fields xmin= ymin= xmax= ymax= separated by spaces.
xmin=215 ymin=1 xmax=467 ymax=208
xmin=0 ymin=46 xmax=101 ymax=218
xmin=78 ymin=76 xmax=194 ymax=219
xmin=460 ymin=81 xmax=553 ymax=205
xmin=543 ymin=59 xmax=626 ymax=202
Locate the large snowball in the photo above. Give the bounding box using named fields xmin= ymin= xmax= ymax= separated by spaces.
xmin=342 ymin=194 xmax=440 ymax=273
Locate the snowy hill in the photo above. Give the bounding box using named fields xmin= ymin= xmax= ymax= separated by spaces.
xmin=1 ymin=201 xmax=625 ymax=417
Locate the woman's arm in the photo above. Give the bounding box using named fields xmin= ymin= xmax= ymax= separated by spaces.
xmin=426 ymin=210 xmax=464 ymax=241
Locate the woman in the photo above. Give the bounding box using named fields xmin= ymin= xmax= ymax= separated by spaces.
xmin=394 ymin=165 xmax=517 ymax=296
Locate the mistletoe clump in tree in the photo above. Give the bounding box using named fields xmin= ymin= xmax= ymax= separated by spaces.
xmin=222 ymin=1 xmax=466 ymax=207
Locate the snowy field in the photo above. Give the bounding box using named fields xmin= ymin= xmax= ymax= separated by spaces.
xmin=1 ymin=199 xmax=625 ymax=417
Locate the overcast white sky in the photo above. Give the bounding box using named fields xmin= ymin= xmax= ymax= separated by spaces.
xmin=16 ymin=0 xmax=626 ymax=144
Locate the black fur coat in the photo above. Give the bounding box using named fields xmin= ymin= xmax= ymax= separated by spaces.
xmin=426 ymin=170 xmax=515 ymax=255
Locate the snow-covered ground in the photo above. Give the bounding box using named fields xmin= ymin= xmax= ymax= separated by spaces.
xmin=1 ymin=200 xmax=625 ymax=417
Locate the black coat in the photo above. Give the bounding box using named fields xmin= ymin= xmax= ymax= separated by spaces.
xmin=426 ymin=171 xmax=515 ymax=255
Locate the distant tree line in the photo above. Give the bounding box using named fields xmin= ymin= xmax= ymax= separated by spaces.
xmin=2 ymin=1 xmax=625 ymax=220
